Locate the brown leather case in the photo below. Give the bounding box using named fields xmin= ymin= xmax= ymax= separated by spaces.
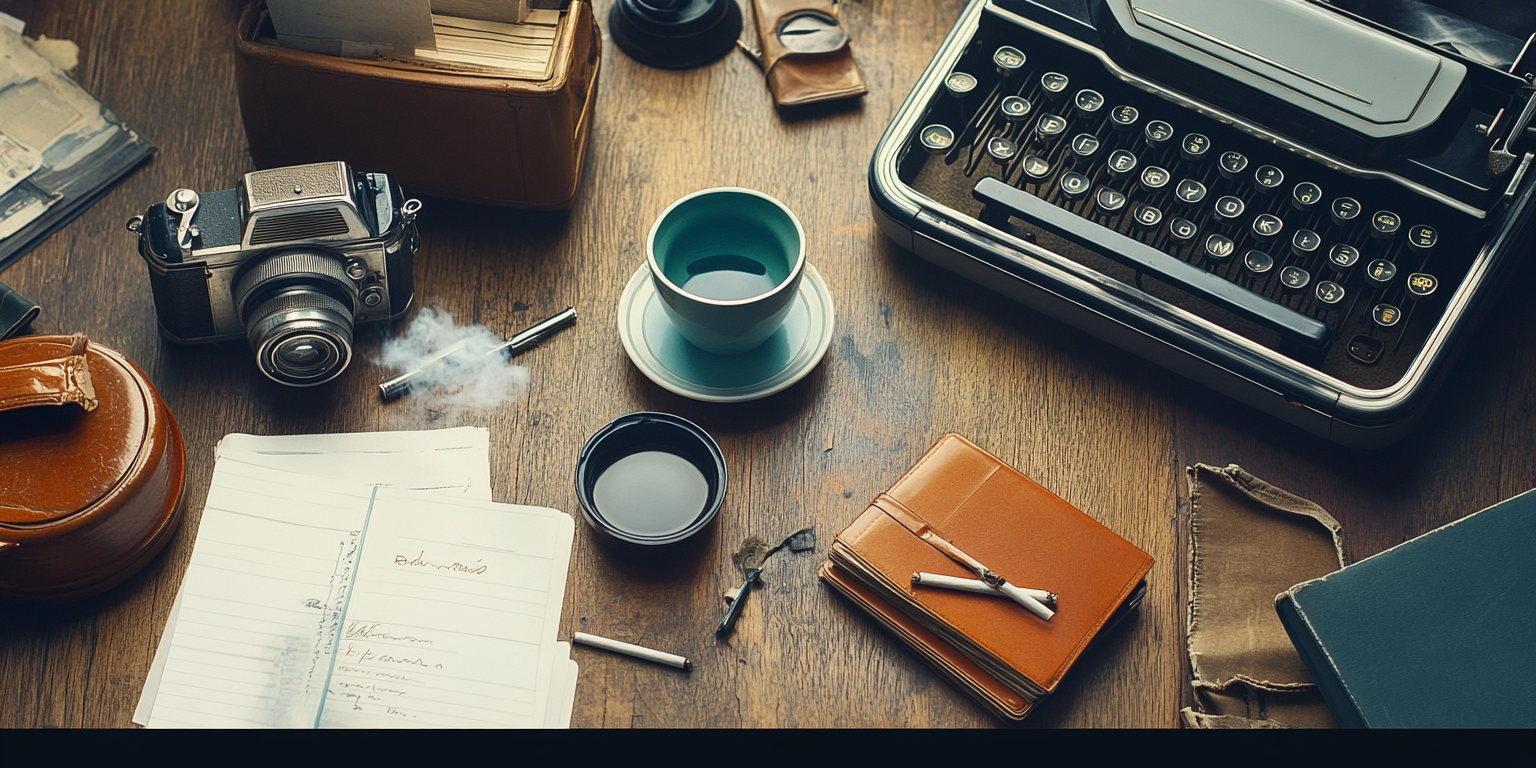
xmin=0 ymin=335 xmax=186 ymax=602
xmin=752 ymin=0 xmax=866 ymax=107
xmin=234 ymin=1 xmax=601 ymax=210
xmin=824 ymin=434 xmax=1153 ymax=710
xmin=821 ymin=562 xmax=1032 ymax=720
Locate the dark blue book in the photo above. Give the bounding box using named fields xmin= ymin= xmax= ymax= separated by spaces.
xmin=1276 ymin=489 xmax=1536 ymax=728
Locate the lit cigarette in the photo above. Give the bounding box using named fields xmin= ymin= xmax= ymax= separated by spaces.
xmin=912 ymin=572 xmax=1058 ymax=618
xmin=572 ymin=632 xmax=692 ymax=671
xmin=378 ymin=307 xmax=577 ymax=400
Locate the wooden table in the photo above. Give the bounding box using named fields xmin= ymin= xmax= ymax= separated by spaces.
xmin=2 ymin=0 xmax=1533 ymax=728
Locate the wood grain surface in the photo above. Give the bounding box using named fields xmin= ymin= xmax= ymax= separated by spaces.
xmin=1 ymin=0 xmax=1532 ymax=728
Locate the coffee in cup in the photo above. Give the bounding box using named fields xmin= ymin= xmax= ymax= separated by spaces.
xmin=646 ymin=187 xmax=805 ymax=355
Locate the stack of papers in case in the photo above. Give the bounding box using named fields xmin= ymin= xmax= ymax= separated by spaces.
xmin=822 ymin=434 xmax=1153 ymax=721
xmin=134 ymin=428 xmax=577 ymax=728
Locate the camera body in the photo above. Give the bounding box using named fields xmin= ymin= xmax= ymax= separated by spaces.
xmin=130 ymin=162 xmax=420 ymax=386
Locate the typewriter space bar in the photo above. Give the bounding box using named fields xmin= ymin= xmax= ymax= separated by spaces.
xmin=974 ymin=178 xmax=1330 ymax=348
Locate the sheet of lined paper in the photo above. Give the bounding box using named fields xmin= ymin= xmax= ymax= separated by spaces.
xmin=134 ymin=427 xmax=497 ymax=725
xmin=143 ymin=461 xmax=572 ymax=728
xmin=314 ymin=489 xmax=572 ymax=727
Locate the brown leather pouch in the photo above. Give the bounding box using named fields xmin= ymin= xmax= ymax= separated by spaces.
xmin=0 ymin=335 xmax=185 ymax=602
xmin=752 ymin=0 xmax=866 ymax=107
xmin=234 ymin=1 xmax=601 ymax=209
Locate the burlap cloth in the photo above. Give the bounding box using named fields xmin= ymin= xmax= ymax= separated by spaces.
xmin=1181 ymin=464 xmax=1347 ymax=729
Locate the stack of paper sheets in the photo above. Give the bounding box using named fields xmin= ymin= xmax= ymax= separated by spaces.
xmin=399 ymin=12 xmax=561 ymax=78
xmin=133 ymin=428 xmax=577 ymax=728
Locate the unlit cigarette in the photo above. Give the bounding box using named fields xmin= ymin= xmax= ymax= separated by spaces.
xmin=572 ymin=632 xmax=691 ymax=670
xmin=913 ymin=572 xmax=1058 ymax=618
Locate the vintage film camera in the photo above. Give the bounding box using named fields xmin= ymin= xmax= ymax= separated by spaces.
xmin=129 ymin=162 xmax=421 ymax=386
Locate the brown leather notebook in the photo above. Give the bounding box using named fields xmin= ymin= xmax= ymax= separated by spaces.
xmin=823 ymin=434 xmax=1153 ymax=717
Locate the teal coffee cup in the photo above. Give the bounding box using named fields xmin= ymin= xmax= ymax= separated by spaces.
xmin=647 ymin=188 xmax=806 ymax=355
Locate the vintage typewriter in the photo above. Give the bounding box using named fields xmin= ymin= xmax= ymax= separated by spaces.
xmin=870 ymin=0 xmax=1536 ymax=446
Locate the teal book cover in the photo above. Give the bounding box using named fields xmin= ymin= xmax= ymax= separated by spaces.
xmin=1275 ymin=488 xmax=1536 ymax=728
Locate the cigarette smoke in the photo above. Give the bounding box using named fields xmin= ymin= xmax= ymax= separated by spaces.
xmin=376 ymin=307 xmax=530 ymax=419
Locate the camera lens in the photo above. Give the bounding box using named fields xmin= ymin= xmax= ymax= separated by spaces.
xmin=233 ymin=250 xmax=359 ymax=386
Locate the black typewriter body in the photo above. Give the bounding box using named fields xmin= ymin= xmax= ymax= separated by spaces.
xmin=870 ymin=0 xmax=1536 ymax=446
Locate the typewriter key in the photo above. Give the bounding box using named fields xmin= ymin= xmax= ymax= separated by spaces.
xmin=1205 ymin=234 xmax=1235 ymax=262
xmin=1095 ymin=187 xmax=1128 ymax=213
xmin=1140 ymin=166 xmax=1171 ymax=195
xmin=1315 ymin=280 xmax=1346 ymax=305
xmin=1132 ymin=204 xmax=1163 ymax=229
xmin=1347 ymin=334 xmax=1384 ymax=364
xmin=1365 ymin=259 xmax=1397 ymax=286
xmin=1252 ymin=214 xmax=1283 ymax=239
xmin=1106 ymin=149 xmax=1138 ymax=178
xmin=1073 ymin=89 xmax=1104 ymax=118
xmin=1328 ymin=244 xmax=1360 ymax=270
xmin=1213 ymin=195 xmax=1245 ymax=223
xmin=1330 ymin=197 xmax=1361 ymax=226
xmin=1218 ymin=151 xmax=1249 ymax=179
xmin=1290 ymin=229 xmax=1321 ymax=257
xmin=1144 ymin=120 xmax=1174 ymax=148
xmin=1372 ymin=303 xmax=1403 ymax=327
xmin=1292 ymin=182 xmax=1322 ymax=210
xmin=1180 ymin=133 xmax=1210 ymax=161
xmin=1406 ymin=273 xmax=1438 ymax=300
xmin=1168 ymin=217 xmax=1198 ymax=242
xmin=1109 ymin=105 xmax=1139 ymax=130
xmin=1280 ymin=266 xmax=1311 ymax=291
xmin=999 ymin=96 xmax=1032 ymax=122
xmin=993 ymin=46 xmax=1026 ymax=77
xmin=944 ymin=71 xmax=978 ymax=99
xmin=1174 ymin=179 xmax=1207 ymax=205
xmin=1407 ymin=224 xmax=1438 ymax=254
xmin=1370 ymin=210 xmax=1401 ymax=240
xmin=919 ymin=124 xmax=955 ymax=154
xmin=1253 ymin=165 xmax=1284 ymax=192
xmin=1243 ymin=250 xmax=1274 ymax=274
xmin=1021 ymin=154 xmax=1052 ymax=181
xmin=1070 ymin=133 xmax=1101 ymax=161
xmin=1059 ymin=172 xmax=1091 ymax=200
xmin=1036 ymin=114 xmax=1067 ymax=142
xmin=986 ymin=136 xmax=1018 ymax=165
xmin=1040 ymin=72 xmax=1069 ymax=97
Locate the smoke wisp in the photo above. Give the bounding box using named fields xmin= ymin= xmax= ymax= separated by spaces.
xmin=376 ymin=307 xmax=530 ymax=418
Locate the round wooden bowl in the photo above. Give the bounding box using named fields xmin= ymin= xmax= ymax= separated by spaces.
xmin=0 ymin=336 xmax=185 ymax=602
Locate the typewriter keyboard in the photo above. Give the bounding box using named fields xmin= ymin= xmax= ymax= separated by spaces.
xmin=899 ymin=15 xmax=1485 ymax=390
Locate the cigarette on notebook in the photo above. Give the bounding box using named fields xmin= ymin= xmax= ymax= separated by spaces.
xmin=572 ymin=632 xmax=692 ymax=671
xmin=912 ymin=572 xmax=1059 ymax=610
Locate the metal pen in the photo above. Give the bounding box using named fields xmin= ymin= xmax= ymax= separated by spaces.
xmin=572 ymin=632 xmax=692 ymax=670
xmin=378 ymin=306 xmax=577 ymax=400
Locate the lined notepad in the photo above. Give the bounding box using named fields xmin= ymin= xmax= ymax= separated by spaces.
xmin=137 ymin=429 xmax=576 ymax=728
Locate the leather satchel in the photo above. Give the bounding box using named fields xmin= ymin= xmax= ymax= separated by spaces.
xmin=824 ymin=434 xmax=1153 ymax=720
xmin=234 ymin=1 xmax=601 ymax=209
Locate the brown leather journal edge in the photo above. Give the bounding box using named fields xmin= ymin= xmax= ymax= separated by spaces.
xmin=821 ymin=562 xmax=1031 ymax=720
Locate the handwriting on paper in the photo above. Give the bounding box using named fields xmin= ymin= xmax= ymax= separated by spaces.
xmin=392 ymin=550 xmax=489 ymax=575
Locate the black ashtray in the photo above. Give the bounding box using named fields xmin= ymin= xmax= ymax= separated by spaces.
xmin=575 ymin=412 xmax=727 ymax=552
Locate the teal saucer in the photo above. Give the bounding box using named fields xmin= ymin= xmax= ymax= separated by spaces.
xmin=618 ymin=263 xmax=835 ymax=402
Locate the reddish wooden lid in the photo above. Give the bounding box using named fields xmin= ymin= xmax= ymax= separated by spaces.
xmin=0 ymin=335 xmax=185 ymax=602
xmin=0 ymin=336 xmax=150 ymax=524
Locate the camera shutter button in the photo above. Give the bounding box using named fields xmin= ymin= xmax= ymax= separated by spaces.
xmin=344 ymin=258 xmax=368 ymax=281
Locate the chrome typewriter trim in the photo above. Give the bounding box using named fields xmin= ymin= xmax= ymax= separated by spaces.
xmin=869 ymin=0 xmax=1536 ymax=446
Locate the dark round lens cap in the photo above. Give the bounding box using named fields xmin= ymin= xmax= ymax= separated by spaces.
xmin=609 ymin=0 xmax=743 ymax=70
